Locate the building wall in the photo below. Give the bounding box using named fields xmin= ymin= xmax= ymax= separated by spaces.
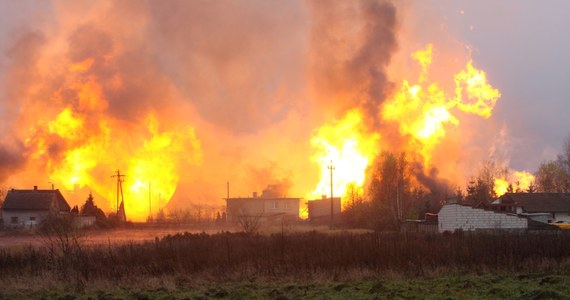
xmin=2 ymin=210 xmax=50 ymax=228
xmin=226 ymin=198 xmax=299 ymax=222
xmin=226 ymin=199 xmax=265 ymax=222
xmin=438 ymin=204 xmax=528 ymax=233
xmin=307 ymin=198 xmax=341 ymax=220
xmin=553 ymin=212 xmax=570 ymax=223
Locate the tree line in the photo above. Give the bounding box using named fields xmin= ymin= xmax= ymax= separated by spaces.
xmin=342 ymin=133 xmax=570 ymax=230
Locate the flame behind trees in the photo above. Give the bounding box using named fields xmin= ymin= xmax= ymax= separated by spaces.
xmin=309 ymin=44 xmax=501 ymax=213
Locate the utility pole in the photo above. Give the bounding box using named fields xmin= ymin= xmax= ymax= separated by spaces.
xmin=148 ymin=181 xmax=152 ymax=219
xmin=227 ymin=181 xmax=230 ymax=200
xmin=111 ymin=170 xmax=126 ymax=221
xmin=328 ymin=160 xmax=335 ymax=229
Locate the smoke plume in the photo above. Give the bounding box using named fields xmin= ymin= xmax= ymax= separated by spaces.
xmin=0 ymin=0 xmax=501 ymax=219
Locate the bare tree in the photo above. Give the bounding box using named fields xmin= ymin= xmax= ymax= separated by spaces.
xmin=235 ymin=212 xmax=263 ymax=235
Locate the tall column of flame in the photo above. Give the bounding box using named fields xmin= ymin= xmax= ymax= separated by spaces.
xmin=24 ymin=57 xmax=202 ymax=221
xmin=309 ymin=44 xmax=502 ymax=203
xmin=307 ymin=109 xmax=380 ymax=200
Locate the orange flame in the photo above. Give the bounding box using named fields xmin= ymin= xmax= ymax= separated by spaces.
xmin=24 ymin=57 xmax=202 ymax=221
xmin=494 ymin=170 xmax=535 ymax=196
xmin=309 ymin=44 xmax=501 ymax=202
xmin=382 ymin=44 xmax=500 ymax=166
xmin=307 ymin=109 xmax=380 ymax=201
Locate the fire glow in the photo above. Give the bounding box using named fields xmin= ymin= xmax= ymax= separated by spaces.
xmin=309 ymin=44 xmax=502 ymax=205
xmin=0 ymin=1 xmax=535 ymax=222
xmin=24 ymin=54 xmax=202 ymax=221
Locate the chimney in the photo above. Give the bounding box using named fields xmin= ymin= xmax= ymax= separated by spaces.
xmin=322 ymin=194 xmax=327 ymax=200
xmin=33 ymin=186 xmax=38 ymax=191
xmin=253 ymin=192 xmax=258 ymax=198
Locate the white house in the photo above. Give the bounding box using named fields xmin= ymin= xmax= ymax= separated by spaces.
xmin=438 ymin=203 xmax=528 ymax=233
xmin=1 ymin=187 xmax=71 ymax=228
xmin=491 ymin=193 xmax=570 ymax=224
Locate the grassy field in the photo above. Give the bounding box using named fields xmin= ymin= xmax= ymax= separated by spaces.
xmin=1 ymin=230 xmax=570 ymax=299
xmin=2 ymin=274 xmax=570 ymax=299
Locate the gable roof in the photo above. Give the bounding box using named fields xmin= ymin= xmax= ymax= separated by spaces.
xmin=498 ymin=193 xmax=570 ymax=213
xmin=2 ymin=189 xmax=71 ymax=212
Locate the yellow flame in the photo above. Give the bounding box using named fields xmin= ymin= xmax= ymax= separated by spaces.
xmin=455 ymin=61 xmax=501 ymax=118
xmin=493 ymin=170 xmax=535 ymax=196
xmin=26 ymin=58 xmax=202 ymax=221
xmin=308 ymin=44 xmax=501 ymax=204
xmin=381 ymin=44 xmax=500 ymax=166
xmin=411 ymin=43 xmax=433 ymax=83
xmin=494 ymin=178 xmax=509 ymax=197
xmin=308 ymin=109 xmax=380 ymax=202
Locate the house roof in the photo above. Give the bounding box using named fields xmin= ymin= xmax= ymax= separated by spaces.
xmin=2 ymin=189 xmax=71 ymax=212
xmin=497 ymin=193 xmax=570 ymax=213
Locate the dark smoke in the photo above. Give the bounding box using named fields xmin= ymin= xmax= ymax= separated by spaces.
xmin=261 ymin=178 xmax=292 ymax=198
xmin=411 ymin=162 xmax=453 ymax=196
xmin=310 ymin=0 xmax=398 ymax=127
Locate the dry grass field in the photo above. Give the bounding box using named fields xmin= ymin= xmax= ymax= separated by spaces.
xmin=0 ymin=229 xmax=569 ymax=298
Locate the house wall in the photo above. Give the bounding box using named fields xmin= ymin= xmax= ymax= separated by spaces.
xmin=226 ymin=198 xmax=300 ymax=223
xmin=263 ymin=199 xmax=299 ymax=217
xmin=226 ymin=199 xmax=265 ymax=222
xmin=438 ymin=204 xmax=528 ymax=233
xmin=553 ymin=212 xmax=570 ymax=223
xmin=2 ymin=210 xmax=50 ymax=228
xmin=307 ymin=198 xmax=341 ymax=220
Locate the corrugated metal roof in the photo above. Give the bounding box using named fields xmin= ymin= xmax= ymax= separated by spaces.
xmin=2 ymin=189 xmax=71 ymax=212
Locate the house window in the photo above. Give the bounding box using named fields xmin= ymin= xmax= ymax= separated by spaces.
xmin=11 ymin=217 xmax=18 ymax=224
xmin=30 ymin=217 xmax=36 ymax=221
xmin=284 ymin=202 xmax=289 ymax=210
xmin=270 ymin=201 xmax=277 ymax=209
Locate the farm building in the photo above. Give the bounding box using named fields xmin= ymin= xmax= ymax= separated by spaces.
xmin=306 ymin=196 xmax=341 ymax=223
xmin=1 ymin=186 xmax=71 ymax=228
xmin=226 ymin=192 xmax=300 ymax=223
xmin=438 ymin=203 xmax=528 ymax=233
xmin=491 ymin=193 xmax=570 ymax=224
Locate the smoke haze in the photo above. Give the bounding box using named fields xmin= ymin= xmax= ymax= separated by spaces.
xmin=0 ymin=0 xmax=541 ymax=218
